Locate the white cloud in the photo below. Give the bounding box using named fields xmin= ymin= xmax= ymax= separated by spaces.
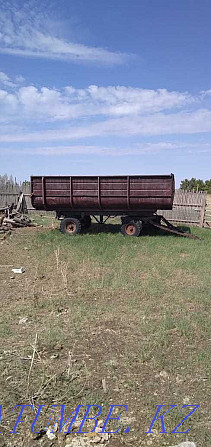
xmin=98 ymin=109 xmax=211 ymax=137
xmin=0 ymin=84 xmax=195 ymax=121
xmin=0 ymin=70 xmax=25 ymax=88
xmin=0 ymin=73 xmax=210 ymax=143
xmin=0 ymin=3 xmax=128 ymax=64
xmin=0 ymin=71 xmax=16 ymax=87
xmin=1 ymin=142 xmax=210 ymax=156
xmin=65 ymin=85 xmax=192 ymax=115
xmin=200 ymin=89 xmax=211 ymax=97
xmin=1 ymin=109 xmax=211 ymax=143
xmin=15 ymin=74 xmax=25 ymax=83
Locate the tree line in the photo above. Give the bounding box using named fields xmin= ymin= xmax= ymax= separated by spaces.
xmin=180 ymin=178 xmax=211 ymax=193
xmin=0 ymin=174 xmax=30 ymax=189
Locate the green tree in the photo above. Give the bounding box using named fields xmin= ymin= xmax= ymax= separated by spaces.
xmin=180 ymin=178 xmax=210 ymax=192
xmin=180 ymin=178 xmax=192 ymax=191
xmin=180 ymin=178 xmax=198 ymax=191
xmin=204 ymin=179 xmax=211 ymax=194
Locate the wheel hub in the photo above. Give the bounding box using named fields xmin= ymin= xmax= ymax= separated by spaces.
xmin=125 ymin=223 xmax=136 ymax=235
xmin=66 ymin=222 xmax=77 ymax=234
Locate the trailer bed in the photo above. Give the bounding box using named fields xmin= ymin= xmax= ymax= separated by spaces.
xmin=31 ymin=174 xmax=175 ymax=213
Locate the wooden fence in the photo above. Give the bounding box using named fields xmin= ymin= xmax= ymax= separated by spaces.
xmin=204 ymin=194 xmax=211 ymax=228
xmin=0 ymin=185 xmax=209 ymax=227
xmin=159 ymin=190 xmax=207 ymax=227
xmin=0 ymin=184 xmax=32 ymax=212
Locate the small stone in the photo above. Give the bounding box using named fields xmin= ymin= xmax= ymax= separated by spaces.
xmin=99 ymin=433 xmax=109 ymax=442
xmin=159 ymin=370 xmax=169 ymax=379
xmin=89 ymin=434 xmax=101 ymax=443
xmin=19 ymin=317 xmax=28 ymax=324
xmin=46 ymin=426 xmax=56 ymax=440
xmin=50 ymin=353 xmax=59 ymax=359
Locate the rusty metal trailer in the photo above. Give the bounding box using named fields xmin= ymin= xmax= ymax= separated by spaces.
xmin=31 ymin=174 xmax=197 ymax=238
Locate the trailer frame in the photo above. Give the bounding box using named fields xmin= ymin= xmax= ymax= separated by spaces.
xmin=57 ymin=211 xmax=199 ymax=239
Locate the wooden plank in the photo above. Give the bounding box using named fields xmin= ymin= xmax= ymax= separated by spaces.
xmin=200 ymin=194 xmax=207 ymax=227
xmin=0 ymin=193 xmax=20 ymax=196
xmin=173 ymin=203 xmax=205 ymax=207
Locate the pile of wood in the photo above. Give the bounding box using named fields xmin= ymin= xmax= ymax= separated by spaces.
xmin=0 ymin=193 xmax=36 ymax=238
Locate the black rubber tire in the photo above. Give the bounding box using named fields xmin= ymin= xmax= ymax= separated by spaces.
xmin=81 ymin=215 xmax=92 ymax=229
xmin=60 ymin=217 xmax=81 ymax=235
xmin=120 ymin=220 xmax=142 ymax=237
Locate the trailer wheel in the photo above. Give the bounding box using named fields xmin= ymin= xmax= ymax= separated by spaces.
xmin=81 ymin=215 xmax=92 ymax=229
xmin=120 ymin=220 xmax=142 ymax=237
xmin=60 ymin=217 xmax=81 ymax=235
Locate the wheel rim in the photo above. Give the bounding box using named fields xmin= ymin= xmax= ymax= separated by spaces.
xmin=66 ymin=222 xmax=77 ymax=234
xmin=125 ymin=223 xmax=136 ymax=235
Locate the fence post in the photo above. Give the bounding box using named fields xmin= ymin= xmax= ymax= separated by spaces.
xmin=200 ymin=193 xmax=207 ymax=227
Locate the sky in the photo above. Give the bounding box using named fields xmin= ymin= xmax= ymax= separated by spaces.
xmin=0 ymin=0 xmax=210 ymax=186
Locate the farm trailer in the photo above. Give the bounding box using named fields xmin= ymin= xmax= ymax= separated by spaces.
xmin=31 ymin=174 xmax=197 ymax=239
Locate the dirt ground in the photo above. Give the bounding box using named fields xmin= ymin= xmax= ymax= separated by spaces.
xmin=0 ymin=220 xmax=210 ymax=447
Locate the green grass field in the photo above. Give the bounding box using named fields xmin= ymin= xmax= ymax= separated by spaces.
xmin=0 ymin=217 xmax=210 ymax=446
